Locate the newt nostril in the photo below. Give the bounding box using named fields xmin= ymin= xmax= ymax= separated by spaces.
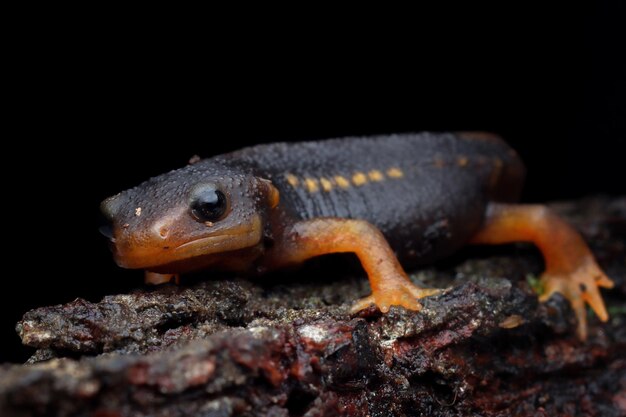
xmin=152 ymin=215 xmax=178 ymax=241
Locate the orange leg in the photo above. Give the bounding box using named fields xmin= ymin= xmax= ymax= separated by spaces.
xmin=268 ymin=218 xmax=441 ymax=313
xmin=471 ymin=203 xmax=614 ymax=340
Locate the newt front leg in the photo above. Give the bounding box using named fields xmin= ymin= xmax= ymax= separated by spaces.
xmin=470 ymin=203 xmax=614 ymax=340
xmin=265 ymin=218 xmax=441 ymax=313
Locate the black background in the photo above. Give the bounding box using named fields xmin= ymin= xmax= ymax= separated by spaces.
xmin=3 ymin=4 xmax=624 ymax=362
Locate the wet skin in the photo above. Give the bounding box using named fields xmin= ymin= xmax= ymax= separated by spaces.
xmin=102 ymin=132 xmax=613 ymax=340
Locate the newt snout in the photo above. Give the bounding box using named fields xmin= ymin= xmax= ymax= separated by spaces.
xmin=100 ymin=192 xmax=178 ymax=269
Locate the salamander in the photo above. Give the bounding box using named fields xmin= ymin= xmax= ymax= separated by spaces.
xmin=100 ymin=132 xmax=614 ymax=340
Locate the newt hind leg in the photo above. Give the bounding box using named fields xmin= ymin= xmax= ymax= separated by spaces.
xmin=470 ymin=203 xmax=614 ymax=340
xmin=265 ymin=218 xmax=442 ymax=313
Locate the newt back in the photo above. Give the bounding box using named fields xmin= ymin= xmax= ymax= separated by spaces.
xmin=225 ymin=132 xmax=525 ymax=263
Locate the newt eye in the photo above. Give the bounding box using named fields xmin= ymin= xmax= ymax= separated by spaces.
xmin=190 ymin=187 xmax=228 ymax=223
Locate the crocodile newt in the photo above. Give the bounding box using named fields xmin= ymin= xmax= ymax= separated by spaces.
xmin=100 ymin=132 xmax=614 ymax=340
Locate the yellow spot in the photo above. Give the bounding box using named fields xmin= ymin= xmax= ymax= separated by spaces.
xmin=352 ymin=172 xmax=368 ymax=186
xmin=320 ymin=177 xmax=333 ymax=192
xmin=304 ymin=178 xmax=319 ymax=193
xmin=135 ymin=207 xmax=142 ymax=216
xmin=368 ymin=170 xmax=384 ymax=182
xmin=386 ymin=167 xmax=404 ymax=178
xmin=457 ymin=156 xmax=468 ymax=167
xmin=334 ymin=176 xmax=350 ymax=189
xmin=285 ymin=173 xmax=299 ymax=187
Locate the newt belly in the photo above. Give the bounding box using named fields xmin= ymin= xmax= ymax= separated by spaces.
xmin=101 ymin=132 xmax=613 ymax=340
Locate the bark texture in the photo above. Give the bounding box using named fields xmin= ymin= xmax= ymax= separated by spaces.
xmin=1 ymin=197 xmax=625 ymax=417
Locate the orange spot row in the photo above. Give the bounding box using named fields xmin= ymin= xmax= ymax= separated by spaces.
xmin=285 ymin=167 xmax=404 ymax=193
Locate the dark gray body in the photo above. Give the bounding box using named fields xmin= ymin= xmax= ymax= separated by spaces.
xmin=222 ymin=132 xmax=525 ymax=265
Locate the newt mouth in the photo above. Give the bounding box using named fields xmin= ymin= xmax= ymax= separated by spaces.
xmin=112 ymin=216 xmax=263 ymax=270
xmin=99 ymin=225 xmax=115 ymax=241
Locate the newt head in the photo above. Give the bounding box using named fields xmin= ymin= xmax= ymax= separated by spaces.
xmin=100 ymin=160 xmax=279 ymax=273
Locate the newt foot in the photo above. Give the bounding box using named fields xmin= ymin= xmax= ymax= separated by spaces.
xmin=350 ymin=281 xmax=442 ymax=313
xmin=539 ymin=258 xmax=614 ymax=340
